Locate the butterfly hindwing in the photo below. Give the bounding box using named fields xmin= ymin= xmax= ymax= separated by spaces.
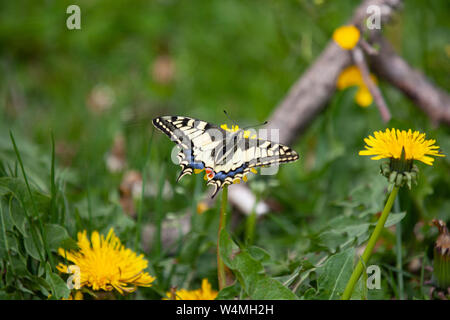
xmin=246 ymin=139 xmax=299 ymax=168
xmin=205 ymin=137 xmax=299 ymax=197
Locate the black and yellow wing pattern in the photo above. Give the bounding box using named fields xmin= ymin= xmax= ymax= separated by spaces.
xmin=152 ymin=116 xmax=299 ymax=197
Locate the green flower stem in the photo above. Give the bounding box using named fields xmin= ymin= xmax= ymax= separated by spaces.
xmin=154 ymin=164 xmax=166 ymax=258
xmin=341 ymin=185 xmax=400 ymax=300
xmin=217 ymin=185 xmax=228 ymax=290
xmin=245 ymin=194 xmax=259 ymax=245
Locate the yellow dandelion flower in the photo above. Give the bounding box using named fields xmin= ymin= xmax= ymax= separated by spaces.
xmin=359 ymin=128 xmax=445 ymax=165
xmin=57 ymin=228 xmax=155 ymax=294
xmin=337 ymin=65 xmax=377 ymax=107
xmin=332 ymin=25 xmax=360 ymax=50
xmin=164 ymin=279 xmax=218 ymax=300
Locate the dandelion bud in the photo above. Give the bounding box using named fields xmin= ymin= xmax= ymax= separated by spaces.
xmin=378 ymin=147 xmax=421 ymax=189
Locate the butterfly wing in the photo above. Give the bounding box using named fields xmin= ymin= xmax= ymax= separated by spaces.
xmin=152 ymin=116 xmax=225 ymax=181
xmin=206 ymin=135 xmax=299 ymax=197
xmin=153 ymin=116 xmax=299 ymax=198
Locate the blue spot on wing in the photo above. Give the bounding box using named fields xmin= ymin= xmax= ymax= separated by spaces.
xmin=214 ymin=172 xmax=227 ymax=180
xmin=182 ymin=149 xmax=248 ymax=181
xmin=191 ymin=162 xmax=205 ymax=169
xmin=184 ymin=149 xmax=205 ymax=170
xmin=214 ymin=165 xmax=246 ymax=181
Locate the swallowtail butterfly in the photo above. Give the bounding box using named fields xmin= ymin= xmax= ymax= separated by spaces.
xmin=153 ymin=116 xmax=299 ymax=198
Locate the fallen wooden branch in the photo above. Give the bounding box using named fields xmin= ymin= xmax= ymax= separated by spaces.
xmin=369 ymin=36 xmax=450 ymax=126
xmin=352 ymin=47 xmax=391 ymax=123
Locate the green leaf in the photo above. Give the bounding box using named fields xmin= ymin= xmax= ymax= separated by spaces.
xmin=219 ymin=230 xmax=297 ymax=300
xmin=252 ymin=277 xmax=298 ymax=300
xmin=0 ymin=177 xmax=51 ymax=220
xmin=316 ymin=248 xmax=355 ymax=300
xmin=0 ymin=199 xmax=19 ymax=259
xmin=218 ymin=228 xmax=240 ymax=268
xmin=315 ymin=218 xmax=371 ymax=253
xmin=7 ymin=198 xmax=27 ymax=235
xmin=217 ymin=282 xmax=240 ymax=300
xmin=384 ymin=212 xmax=406 ymax=227
xmin=16 ymin=279 xmax=34 ymax=295
xmin=219 ymin=229 xmax=263 ymax=292
xmin=247 ymin=246 xmax=271 ymax=263
xmin=303 ymin=287 xmax=318 ymax=299
xmin=23 ymin=226 xmax=44 ymax=261
xmin=9 ymin=253 xmax=31 ymax=278
xmin=0 ymin=198 xmax=13 ymax=232
xmin=314 ymin=211 xmax=407 ymax=254
xmin=59 ymin=238 xmax=79 ymax=252
xmin=31 ymin=277 xmax=52 ymax=297
xmin=44 ymin=224 xmax=70 ymax=252
xmin=0 ymin=232 xmax=19 ymax=258
xmin=45 ymin=264 xmax=70 ymax=299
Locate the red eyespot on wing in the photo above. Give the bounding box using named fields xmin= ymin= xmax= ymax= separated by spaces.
xmin=205 ymin=168 xmax=214 ymax=179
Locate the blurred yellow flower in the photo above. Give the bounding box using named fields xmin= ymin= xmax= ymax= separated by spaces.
xmin=359 ymin=129 xmax=445 ymax=165
xmin=337 ymin=65 xmax=377 ymax=107
xmin=165 ymin=279 xmax=218 ymax=300
xmin=196 ymin=201 xmax=209 ymax=215
xmin=445 ymin=44 xmax=450 ymax=58
xmin=57 ymin=228 xmax=155 ymax=294
xmin=337 ymin=65 xmax=363 ymax=88
xmin=332 ymin=25 xmax=360 ymax=50
xmin=355 ymin=86 xmax=373 ymax=107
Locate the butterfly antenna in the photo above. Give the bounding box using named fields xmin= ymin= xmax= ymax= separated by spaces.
xmin=223 ymin=110 xmax=239 ymax=127
xmin=243 ymin=120 xmax=268 ymax=130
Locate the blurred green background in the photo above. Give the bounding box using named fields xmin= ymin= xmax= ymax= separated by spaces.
xmin=0 ymin=0 xmax=449 ymax=299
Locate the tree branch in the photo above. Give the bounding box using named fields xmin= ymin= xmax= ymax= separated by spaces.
xmin=369 ymin=36 xmax=450 ymax=126
xmin=352 ymin=47 xmax=391 ymax=123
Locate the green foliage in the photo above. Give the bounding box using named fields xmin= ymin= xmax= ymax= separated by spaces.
xmin=316 ymin=248 xmax=355 ymax=300
xmin=0 ymin=136 xmax=75 ymax=299
xmin=219 ymin=229 xmax=297 ymax=300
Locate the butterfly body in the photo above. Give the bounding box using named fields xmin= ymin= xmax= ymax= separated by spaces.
xmin=153 ymin=116 xmax=299 ymax=197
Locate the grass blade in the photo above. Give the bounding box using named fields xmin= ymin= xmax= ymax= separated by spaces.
xmin=9 ymin=131 xmax=55 ymax=268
